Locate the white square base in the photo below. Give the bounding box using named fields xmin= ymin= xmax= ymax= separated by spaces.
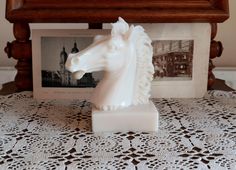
xmin=92 ymin=101 xmax=159 ymax=132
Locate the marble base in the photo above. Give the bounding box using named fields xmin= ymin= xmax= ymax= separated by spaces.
xmin=92 ymin=101 xmax=159 ymax=132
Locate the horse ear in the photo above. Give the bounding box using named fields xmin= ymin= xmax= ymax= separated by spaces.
xmin=111 ymin=17 xmax=129 ymax=37
xmin=118 ymin=17 xmax=126 ymax=23
xmin=127 ymin=25 xmax=145 ymax=41
xmin=126 ymin=25 xmax=134 ymax=40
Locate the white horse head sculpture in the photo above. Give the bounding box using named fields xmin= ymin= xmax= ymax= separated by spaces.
xmin=66 ymin=17 xmax=154 ymax=111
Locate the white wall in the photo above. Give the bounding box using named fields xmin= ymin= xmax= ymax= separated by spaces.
xmin=0 ymin=0 xmax=235 ymax=67
xmin=214 ymin=0 xmax=236 ymax=67
xmin=0 ymin=0 xmax=15 ymax=67
xmin=213 ymin=67 xmax=236 ymax=89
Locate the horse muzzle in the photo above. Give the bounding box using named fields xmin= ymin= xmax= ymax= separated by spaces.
xmin=65 ymin=56 xmax=86 ymax=80
xmin=72 ymin=70 xmax=86 ymax=80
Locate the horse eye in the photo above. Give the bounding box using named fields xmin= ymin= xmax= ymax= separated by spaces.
xmin=71 ymin=57 xmax=79 ymax=65
xmin=109 ymin=42 xmax=118 ymax=52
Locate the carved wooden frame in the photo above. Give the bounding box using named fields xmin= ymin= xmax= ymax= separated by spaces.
xmin=5 ymin=0 xmax=229 ymax=91
xmin=6 ymin=0 xmax=229 ymax=23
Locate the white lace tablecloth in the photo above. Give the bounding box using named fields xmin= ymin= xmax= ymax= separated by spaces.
xmin=0 ymin=91 xmax=235 ymax=170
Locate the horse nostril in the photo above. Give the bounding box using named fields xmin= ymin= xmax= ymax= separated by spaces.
xmin=65 ymin=59 xmax=73 ymax=69
xmin=65 ymin=62 xmax=70 ymax=71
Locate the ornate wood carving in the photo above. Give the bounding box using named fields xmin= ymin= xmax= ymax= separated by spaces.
xmin=5 ymin=23 xmax=32 ymax=91
xmin=6 ymin=0 xmax=229 ymax=23
xmin=208 ymin=23 xmax=224 ymax=89
xmin=5 ymin=0 xmax=229 ymax=91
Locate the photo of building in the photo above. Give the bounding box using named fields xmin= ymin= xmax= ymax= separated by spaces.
xmin=152 ymin=40 xmax=194 ymax=80
xmin=41 ymin=37 xmax=99 ymax=88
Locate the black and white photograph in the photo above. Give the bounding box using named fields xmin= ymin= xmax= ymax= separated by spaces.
xmin=152 ymin=40 xmax=194 ymax=81
xmin=41 ymin=37 xmax=99 ymax=88
xmin=32 ymin=29 xmax=109 ymax=99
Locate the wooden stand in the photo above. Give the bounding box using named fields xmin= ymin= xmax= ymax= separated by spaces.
xmin=5 ymin=0 xmax=229 ymax=91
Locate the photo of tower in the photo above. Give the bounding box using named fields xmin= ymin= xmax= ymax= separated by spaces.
xmin=41 ymin=37 xmax=98 ymax=88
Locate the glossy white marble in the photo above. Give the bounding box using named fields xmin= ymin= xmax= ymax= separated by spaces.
xmin=92 ymin=101 xmax=159 ymax=132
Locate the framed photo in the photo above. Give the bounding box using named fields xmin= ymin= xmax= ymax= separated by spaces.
xmin=143 ymin=23 xmax=211 ymax=98
xmin=32 ymin=24 xmax=210 ymax=100
xmin=32 ymin=29 xmax=109 ymax=99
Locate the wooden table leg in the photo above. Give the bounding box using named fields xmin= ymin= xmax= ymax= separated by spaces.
xmin=208 ymin=23 xmax=224 ymax=89
xmin=4 ymin=23 xmax=32 ymax=91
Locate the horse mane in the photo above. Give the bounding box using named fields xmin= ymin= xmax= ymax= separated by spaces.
xmin=131 ymin=25 xmax=154 ymax=105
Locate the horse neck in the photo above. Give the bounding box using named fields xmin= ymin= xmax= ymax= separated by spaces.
xmin=105 ymin=58 xmax=136 ymax=95
xmin=91 ymin=43 xmax=142 ymax=110
xmin=92 ymin=52 xmax=137 ymax=109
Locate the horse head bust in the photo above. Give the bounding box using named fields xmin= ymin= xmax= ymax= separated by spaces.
xmin=66 ymin=17 xmax=154 ymax=111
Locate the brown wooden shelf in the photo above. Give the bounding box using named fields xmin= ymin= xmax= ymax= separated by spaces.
xmin=6 ymin=0 xmax=229 ymax=23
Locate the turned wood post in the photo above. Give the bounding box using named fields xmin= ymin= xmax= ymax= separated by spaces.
xmin=4 ymin=23 xmax=32 ymax=91
xmin=208 ymin=23 xmax=224 ymax=89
